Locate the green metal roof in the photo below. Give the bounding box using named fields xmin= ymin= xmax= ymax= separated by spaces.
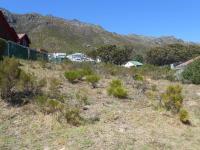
xmin=129 ymin=61 xmax=143 ymax=66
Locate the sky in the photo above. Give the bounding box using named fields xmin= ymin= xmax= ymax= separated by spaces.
xmin=0 ymin=0 xmax=200 ymax=42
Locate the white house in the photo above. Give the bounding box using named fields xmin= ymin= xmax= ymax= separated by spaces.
xmin=66 ymin=53 xmax=95 ymax=62
xmin=123 ymin=61 xmax=143 ymax=68
xmin=48 ymin=53 xmax=67 ymax=61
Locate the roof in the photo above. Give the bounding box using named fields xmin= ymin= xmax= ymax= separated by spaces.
xmin=175 ymin=56 xmax=200 ymax=69
xmin=129 ymin=61 xmax=143 ymax=66
xmin=17 ymin=33 xmax=31 ymax=44
xmin=0 ymin=11 xmax=18 ymax=42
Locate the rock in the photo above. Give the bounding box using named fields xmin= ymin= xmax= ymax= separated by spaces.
xmin=83 ymin=105 xmax=90 ymax=110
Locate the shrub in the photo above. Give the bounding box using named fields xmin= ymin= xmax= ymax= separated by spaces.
xmin=86 ymin=75 xmax=100 ymax=88
xmin=108 ymin=79 xmax=128 ymax=99
xmin=0 ymin=57 xmax=46 ymax=105
xmin=182 ymin=59 xmax=200 ymax=84
xmin=78 ymin=67 xmax=93 ymax=77
xmin=112 ymin=86 xmax=128 ymax=98
xmin=0 ymin=57 xmax=21 ymax=101
xmin=49 ymin=78 xmax=61 ymax=97
xmin=134 ymin=74 xmax=144 ymax=81
xmin=110 ymin=79 xmax=122 ymax=88
xmin=131 ymin=64 xmax=175 ymax=81
xmin=76 ymin=90 xmax=90 ymax=105
xmin=64 ymin=71 xmax=81 ymax=83
xmin=64 ymin=107 xmax=83 ymax=126
xmin=179 ymin=108 xmax=190 ymax=125
xmin=161 ymin=85 xmax=183 ymax=113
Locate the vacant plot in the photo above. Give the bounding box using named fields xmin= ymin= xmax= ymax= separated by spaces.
xmin=0 ymin=60 xmax=200 ymax=150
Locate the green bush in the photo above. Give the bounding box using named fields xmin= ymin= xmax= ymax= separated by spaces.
xmin=112 ymin=86 xmax=128 ymax=98
xmin=131 ymin=64 xmax=175 ymax=81
xmin=108 ymin=79 xmax=128 ymax=99
xmin=64 ymin=107 xmax=83 ymax=126
xmin=64 ymin=71 xmax=81 ymax=83
xmin=182 ymin=59 xmax=200 ymax=84
xmin=0 ymin=57 xmax=45 ymax=105
xmin=86 ymin=75 xmax=100 ymax=88
xmin=109 ymin=79 xmax=122 ymax=88
xmin=161 ymin=85 xmax=183 ymax=113
xmin=49 ymin=78 xmax=61 ymax=98
xmin=179 ymin=108 xmax=190 ymax=125
xmin=134 ymin=74 xmax=144 ymax=81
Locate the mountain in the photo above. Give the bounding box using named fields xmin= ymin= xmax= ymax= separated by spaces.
xmin=0 ymin=8 xmax=186 ymax=54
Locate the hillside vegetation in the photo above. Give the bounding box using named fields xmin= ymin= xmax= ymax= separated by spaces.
xmin=0 ymin=58 xmax=200 ymax=149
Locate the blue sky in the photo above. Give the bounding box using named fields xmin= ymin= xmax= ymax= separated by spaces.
xmin=0 ymin=0 xmax=200 ymax=42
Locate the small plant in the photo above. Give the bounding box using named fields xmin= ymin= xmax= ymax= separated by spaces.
xmin=179 ymin=108 xmax=191 ymax=125
xmin=76 ymin=90 xmax=90 ymax=105
xmin=64 ymin=107 xmax=83 ymax=126
xmin=49 ymin=78 xmax=61 ymax=97
xmin=112 ymin=86 xmax=127 ymax=98
xmin=64 ymin=71 xmax=81 ymax=83
xmin=134 ymin=74 xmax=144 ymax=81
xmin=86 ymin=75 xmax=100 ymax=88
xmin=161 ymin=85 xmax=183 ymax=113
xmin=107 ymin=79 xmax=128 ymax=99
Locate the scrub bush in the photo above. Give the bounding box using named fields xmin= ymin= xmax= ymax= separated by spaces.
xmin=179 ymin=108 xmax=190 ymax=125
xmin=86 ymin=75 xmax=100 ymax=88
xmin=108 ymin=79 xmax=128 ymax=99
xmin=64 ymin=71 xmax=81 ymax=83
xmin=161 ymin=85 xmax=183 ymax=113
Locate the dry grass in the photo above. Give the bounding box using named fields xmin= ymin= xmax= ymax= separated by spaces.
xmin=0 ymin=60 xmax=200 ymax=150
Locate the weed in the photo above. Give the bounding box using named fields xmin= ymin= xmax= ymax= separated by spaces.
xmin=108 ymin=79 xmax=128 ymax=99
xmin=86 ymin=75 xmax=100 ymax=88
xmin=64 ymin=71 xmax=81 ymax=83
xmin=179 ymin=108 xmax=191 ymax=125
xmin=161 ymin=85 xmax=183 ymax=113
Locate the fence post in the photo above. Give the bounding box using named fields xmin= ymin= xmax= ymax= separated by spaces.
xmin=28 ymin=48 xmax=30 ymax=59
xmin=7 ymin=41 xmax=10 ymax=57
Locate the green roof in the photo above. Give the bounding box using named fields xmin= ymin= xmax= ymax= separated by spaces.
xmin=129 ymin=61 xmax=143 ymax=66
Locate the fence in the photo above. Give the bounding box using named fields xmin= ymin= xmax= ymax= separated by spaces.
xmin=0 ymin=38 xmax=48 ymax=61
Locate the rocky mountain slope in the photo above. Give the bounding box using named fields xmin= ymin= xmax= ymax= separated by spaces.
xmin=1 ymin=8 xmax=185 ymax=53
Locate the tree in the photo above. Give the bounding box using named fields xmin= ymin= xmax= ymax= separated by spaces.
xmin=182 ymin=59 xmax=200 ymax=84
xmin=146 ymin=43 xmax=200 ymax=66
xmin=97 ymin=45 xmax=132 ymax=65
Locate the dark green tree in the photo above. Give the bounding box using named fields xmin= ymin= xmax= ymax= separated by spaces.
xmin=97 ymin=45 xmax=132 ymax=65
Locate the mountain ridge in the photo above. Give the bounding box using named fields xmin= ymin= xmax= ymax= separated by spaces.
xmin=0 ymin=8 xmax=190 ymax=54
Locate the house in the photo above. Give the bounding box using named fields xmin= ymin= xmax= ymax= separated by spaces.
xmin=66 ymin=53 xmax=94 ymax=62
xmin=0 ymin=11 xmax=18 ymax=42
xmin=123 ymin=61 xmax=143 ymax=68
xmin=0 ymin=11 xmax=31 ymax=47
xmin=171 ymin=56 xmax=200 ymax=71
xmin=18 ymin=33 xmax=31 ymax=47
xmin=171 ymin=56 xmax=200 ymax=80
xmin=48 ymin=52 xmax=67 ymax=62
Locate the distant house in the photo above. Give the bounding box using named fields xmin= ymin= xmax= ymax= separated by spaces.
xmin=171 ymin=56 xmax=200 ymax=71
xmin=48 ymin=52 xmax=67 ymax=62
xmin=171 ymin=56 xmax=200 ymax=80
xmin=17 ymin=33 xmax=31 ymax=47
xmin=66 ymin=53 xmax=94 ymax=62
xmin=123 ymin=61 xmax=143 ymax=68
xmin=0 ymin=11 xmax=18 ymax=42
